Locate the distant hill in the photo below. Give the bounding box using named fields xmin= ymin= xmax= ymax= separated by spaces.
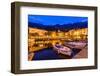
xmin=28 ymin=21 xmax=88 ymax=31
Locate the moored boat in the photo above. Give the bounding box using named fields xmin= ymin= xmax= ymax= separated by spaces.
xmin=53 ymin=43 xmax=72 ymax=56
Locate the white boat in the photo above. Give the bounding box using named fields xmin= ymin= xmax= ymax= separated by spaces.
xmin=53 ymin=41 xmax=87 ymax=56
xmin=66 ymin=41 xmax=87 ymax=49
xmin=53 ymin=44 xmax=72 ymax=56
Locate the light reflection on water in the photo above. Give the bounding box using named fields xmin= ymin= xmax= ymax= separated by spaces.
xmin=32 ymin=47 xmax=81 ymax=60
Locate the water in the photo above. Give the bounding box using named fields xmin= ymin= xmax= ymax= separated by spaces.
xmin=32 ymin=47 xmax=81 ymax=60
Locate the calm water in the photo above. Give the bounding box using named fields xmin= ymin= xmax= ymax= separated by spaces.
xmin=32 ymin=47 xmax=81 ymax=60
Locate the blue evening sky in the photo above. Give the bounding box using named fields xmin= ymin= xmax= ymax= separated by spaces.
xmin=28 ymin=15 xmax=88 ymax=25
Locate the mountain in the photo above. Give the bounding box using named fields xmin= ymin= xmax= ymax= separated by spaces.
xmin=28 ymin=21 xmax=88 ymax=31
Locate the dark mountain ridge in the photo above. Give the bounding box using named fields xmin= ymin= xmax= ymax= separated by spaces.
xmin=28 ymin=21 xmax=88 ymax=31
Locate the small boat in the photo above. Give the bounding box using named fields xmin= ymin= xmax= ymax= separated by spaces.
xmin=53 ymin=44 xmax=72 ymax=56
xmin=66 ymin=41 xmax=87 ymax=49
